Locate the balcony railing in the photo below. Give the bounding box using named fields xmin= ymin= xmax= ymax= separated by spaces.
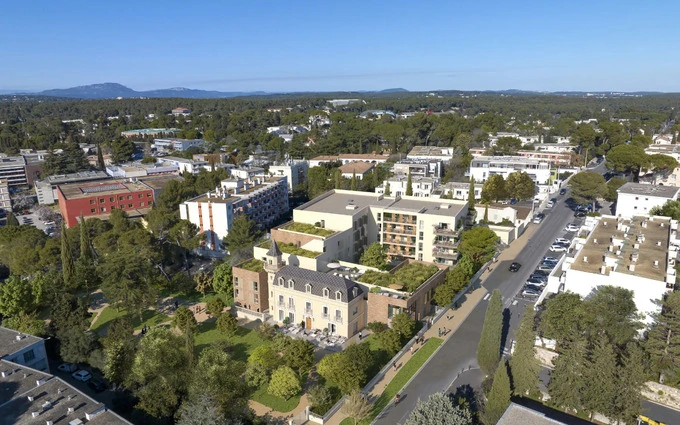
xmin=305 ymin=308 xmax=313 ymax=316
xmin=287 ymin=304 xmax=296 ymax=311
xmin=322 ymin=313 xmax=329 ymax=320
xmin=334 ymin=316 xmax=343 ymax=324
xmin=434 ymin=239 xmax=458 ymax=248
xmin=278 ymin=301 xmax=285 ymax=308
xmin=434 ymin=250 xmax=458 ymax=259
xmin=433 ymin=226 xmax=458 ymax=236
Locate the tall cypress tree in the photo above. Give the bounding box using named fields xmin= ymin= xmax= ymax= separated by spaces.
xmin=384 ymin=181 xmax=391 ymax=196
xmin=584 ymin=335 xmax=618 ymax=420
xmin=351 ymin=171 xmax=357 ymax=191
xmin=548 ymin=337 xmax=588 ymax=413
xmin=612 ymin=342 xmax=646 ymax=423
xmin=61 ymin=223 xmax=75 ymax=288
xmin=467 ymin=177 xmax=476 ymax=210
xmin=483 ymin=360 xmax=511 ymax=425
xmin=79 ymin=217 xmax=92 ymax=262
xmin=477 ymin=289 xmax=503 ymax=375
xmin=405 ymin=170 xmax=413 ymax=196
xmin=334 ymin=169 xmax=343 ymax=189
xmin=372 ymin=169 xmax=379 ymax=189
xmin=510 ymin=306 xmax=540 ymax=397
xmin=96 ymin=143 xmax=106 ymax=170
xmin=483 ymin=203 xmax=489 ymax=223
xmin=6 ymin=212 xmax=19 ymax=226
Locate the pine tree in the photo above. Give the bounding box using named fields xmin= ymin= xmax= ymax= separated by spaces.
xmin=467 ymin=177 xmax=476 ymax=210
xmin=548 ymin=337 xmax=588 ymax=413
xmin=384 ymin=181 xmax=391 ymax=196
xmin=79 ymin=217 xmax=92 ymax=262
xmin=61 ymin=223 xmax=75 ymax=288
xmin=351 ymin=171 xmax=358 ymax=191
xmin=334 ymin=169 xmax=343 ymax=189
xmin=477 ymin=290 xmax=503 ymax=375
xmin=372 ymin=169 xmax=379 ymax=188
xmin=510 ymin=306 xmax=539 ymax=398
xmin=405 ymin=169 xmax=413 ymax=196
xmin=483 ymin=360 xmax=511 ymax=425
xmin=611 ymin=342 xmax=646 ymax=424
xmin=96 ymin=143 xmax=106 ymax=170
xmin=583 ymin=335 xmax=618 ymax=420
xmin=646 ymin=290 xmax=680 ymax=383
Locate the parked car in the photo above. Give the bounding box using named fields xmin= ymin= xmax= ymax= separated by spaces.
xmin=550 ymin=245 xmax=568 ymax=252
xmin=574 ymin=211 xmax=586 ymax=218
xmin=559 ymin=188 xmax=567 ymax=195
xmin=524 ymin=284 xmax=543 ymax=292
xmin=546 ymin=201 xmax=554 ymax=208
xmin=87 ymin=379 xmax=107 ymax=393
xmin=508 ymin=262 xmax=522 ymax=272
xmin=58 ymin=363 xmax=78 ymax=373
xmin=533 ymin=213 xmax=545 ymax=224
xmin=529 ymin=274 xmax=548 ymax=282
xmin=540 ymin=261 xmax=558 ymax=268
xmin=510 ymin=198 xmax=517 ymax=205
xmin=536 ymin=265 xmax=554 ymax=272
xmin=522 ymin=288 xmax=541 ymax=297
xmin=543 ymin=256 xmax=559 ymax=262
xmin=71 ymin=370 xmax=92 ymax=382
xmin=554 ymin=238 xmax=570 ymax=245
xmin=526 ymin=278 xmax=546 ymax=286
xmin=564 ymin=223 xmax=579 ymax=232
xmin=532 ymin=269 xmax=550 ymax=276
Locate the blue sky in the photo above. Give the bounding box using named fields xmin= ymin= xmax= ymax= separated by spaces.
xmin=2 ymin=0 xmax=679 ymax=92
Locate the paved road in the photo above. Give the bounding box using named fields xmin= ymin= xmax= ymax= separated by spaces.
xmin=375 ymin=191 xmax=578 ymax=425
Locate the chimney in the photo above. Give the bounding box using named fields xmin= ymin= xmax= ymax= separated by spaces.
xmin=32 ymin=412 xmax=40 ymax=418
xmin=654 ymin=260 xmax=660 ymax=268
xmin=657 ymin=241 xmax=662 ymax=246
xmin=593 ymin=238 xmax=598 ymax=244
xmin=616 ymin=249 xmax=621 ymax=256
xmin=67 ymin=407 xmax=75 ymax=414
xmin=28 ymin=395 xmax=34 ymax=401
xmin=629 ymin=264 xmax=636 ymax=271
xmin=583 ymin=256 xmax=588 ymax=263
xmin=600 ymin=265 xmax=607 ymax=274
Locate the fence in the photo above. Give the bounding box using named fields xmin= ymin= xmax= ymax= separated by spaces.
xmin=232 ymin=305 xmax=269 ymax=322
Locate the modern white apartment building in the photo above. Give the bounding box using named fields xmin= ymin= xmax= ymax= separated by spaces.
xmin=163 ymin=156 xmax=210 ymax=175
xmin=561 ymin=216 xmax=677 ymax=324
xmin=269 ymin=159 xmax=309 ymax=191
xmin=179 ymin=176 xmax=289 ymax=251
xmin=392 ymin=159 xmax=442 ymax=178
xmin=431 ymin=181 xmax=483 ymax=201
xmin=375 ymin=175 xmax=439 ymax=197
xmin=406 ymin=146 xmax=455 ymax=161
xmin=153 ymin=138 xmax=204 ymax=152
xmin=615 ymin=183 xmax=680 ymax=219
xmin=0 ymin=156 xmax=27 ymax=187
xmin=309 ymin=154 xmax=389 ymax=168
xmin=469 ymin=156 xmax=552 ymax=184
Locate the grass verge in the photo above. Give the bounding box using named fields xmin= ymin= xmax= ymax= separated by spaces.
xmin=193 ymin=320 xmax=266 ymax=362
xmin=90 ymin=307 xmax=169 ymax=333
xmin=340 ymin=337 xmax=444 ymax=425
xmin=250 ymin=382 xmax=304 ymax=413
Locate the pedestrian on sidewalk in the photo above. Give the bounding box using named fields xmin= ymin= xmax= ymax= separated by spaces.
xmin=358 ymin=331 xmax=363 ymax=340
xmin=410 ymin=345 xmax=414 ymax=354
xmin=438 ymin=328 xmax=441 ymax=337
xmin=392 ymin=361 xmax=397 ymax=371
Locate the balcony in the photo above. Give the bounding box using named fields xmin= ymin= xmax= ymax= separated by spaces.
xmin=287 ymin=304 xmax=296 ymax=311
xmin=322 ymin=313 xmax=329 ymax=320
xmin=434 ymin=238 xmax=458 ymax=248
xmin=305 ymin=308 xmax=313 ymax=316
xmin=433 ymin=249 xmax=458 ymax=260
xmin=433 ymin=226 xmax=459 ymax=236
xmin=334 ymin=316 xmax=343 ymax=324
xmin=278 ymin=301 xmax=285 ymax=308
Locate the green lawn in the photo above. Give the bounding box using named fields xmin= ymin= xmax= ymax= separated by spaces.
xmin=250 ymin=380 xmax=304 ymax=413
xmin=90 ymin=306 xmax=169 ymax=334
xmin=193 ymin=320 xmax=266 ymax=362
xmin=160 ymin=289 xmax=232 ymax=305
xmin=340 ymin=337 xmax=444 ymax=425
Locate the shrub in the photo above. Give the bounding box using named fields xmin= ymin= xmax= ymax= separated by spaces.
xmin=205 ymin=297 xmax=225 ymax=317
xmin=268 ymin=366 xmax=301 ymax=400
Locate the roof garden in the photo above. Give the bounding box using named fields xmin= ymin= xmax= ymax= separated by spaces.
xmin=358 ymin=262 xmax=440 ymax=292
xmin=282 ymin=222 xmax=335 ymax=237
xmin=260 ymin=241 xmax=321 ymax=259
xmin=238 ymin=258 xmax=264 ymax=272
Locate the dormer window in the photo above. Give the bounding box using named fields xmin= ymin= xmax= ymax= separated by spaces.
xmin=278 ymin=277 xmax=284 ymax=286
xmin=352 ymin=287 xmax=359 ymax=298
xmin=336 ymin=291 xmax=342 ymax=301
xmin=288 ymin=279 xmax=295 ymax=289
xmin=305 ymin=284 xmax=312 ymax=293
xmin=323 ymin=288 xmax=329 ymax=298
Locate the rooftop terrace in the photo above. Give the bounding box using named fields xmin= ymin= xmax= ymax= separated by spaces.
xmin=570 ymin=216 xmax=671 ymax=281
xmin=281 ymin=222 xmax=335 ymax=237
xmin=58 ymin=179 xmax=152 ymax=200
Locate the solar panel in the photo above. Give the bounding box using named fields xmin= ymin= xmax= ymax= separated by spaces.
xmin=80 ymin=184 xmax=124 ymax=194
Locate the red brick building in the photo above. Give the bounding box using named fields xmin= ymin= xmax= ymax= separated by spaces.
xmin=57 ymin=179 xmax=154 ymax=228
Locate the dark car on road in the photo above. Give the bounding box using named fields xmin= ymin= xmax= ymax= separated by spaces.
xmin=532 ymin=269 xmax=549 ymax=277
xmin=574 ymin=210 xmax=586 ymax=218
xmin=529 ymin=274 xmax=548 ymax=282
xmin=560 ymin=188 xmax=567 ymax=195
xmin=87 ymin=379 xmax=107 ymax=393
xmin=508 ymin=262 xmax=521 ymax=272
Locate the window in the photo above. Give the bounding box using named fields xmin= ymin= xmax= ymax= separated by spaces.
xmin=289 ymin=312 xmax=295 ymax=322
xmin=279 ymin=310 xmax=284 ymax=321
xmin=353 ymin=306 xmax=358 ymax=315
xmin=418 ymin=242 xmax=423 ymax=250
xmin=419 ymin=220 xmax=424 ymax=229
xmin=305 ymin=284 xmax=311 ymax=293
xmin=288 ymin=297 xmax=294 ymax=308
xmin=109 ymin=197 xmax=114 ymax=202
xmin=110 ymin=206 xmax=115 ymax=210
xmin=377 ymin=213 xmax=381 ymax=221
xmin=127 ymin=195 xmax=133 ymax=200
xmin=335 ymin=309 xmax=342 ymax=320
xmin=278 ymin=277 xmax=284 ymax=286
xmin=323 ymin=288 xmax=329 ymax=298
xmin=306 ymin=301 xmax=312 ymax=312
xmin=419 ymin=231 xmax=423 ymax=241
xmin=90 ymin=208 xmax=95 ymax=213
xmin=270 ymin=291 xmax=273 ymax=298
xmin=234 ymin=277 xmax=239 ymax=286
xmin=278 ymin=295 xmax=284 ymax=306
xmin=23 ymin=349 xmax=35 ymax=363
xmin=235 ymin=289 xmax=240 ymax=298
xmin=140 ymin=202 xmax=145 ymax=207
xmin=128 ymin=204 xmax=133 ymax=208
xmin=254 ymin=294 xmax=259 ymax=303
xmin=119 ymin=196 xmax=124 ymax=201
xmin=89 ymin=199 xmax=95 ymax=204
xmin=253 ymin=281 xmax=258 ymax=291
xmin=335 ymin=291 xmax=342 ymax=301
xmin=99 ymin=198 xmax=105 ymax=203
xmin=100 ymin=207 xmax=107 ymax=212
xmin=418 ymin=253 xmax=423 ymax=261
xmin=288 ymin=279 xmax=294 ymax=289
xmin=147 ymin=193 xmax=152 ymax=197
xmin=138 ymin=194 xmax=143 ymax=198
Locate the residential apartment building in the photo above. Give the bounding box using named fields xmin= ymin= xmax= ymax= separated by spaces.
xmin=231 ymin=166 xmax=266 ymax=180
xmin=406 ymin=146 xmax=455 ymax=161
xmin=56 ymin=179 xmax=156 ymax=228
xmin=0 ymin=326 xmax=49 ymax=372
xmin=516 ymin=150 xmax=572 ymax=166
xmin=162 ymin=156 xmax=209 ymax=174
xmin=0 ymin=156 xmax=27 ymax=187
xmin=172 ymin=107 xmax=191 ymax=116
xmin=0 ymin=359 xmax=131 ymax=424
xmin=35 ymin=170 xmax=110 ymax=205
xmin=561 ymin=216 xmax=676 ymax=324
xmin=105 ymin=162 xmax=179 ymax=179
xmin=0 ymin=179 xmax=11 ymax=211
xmin=179 ymin=176 xmax=289 ymax=251
xmin=469 ymin=156 xmax=552 ymax=184
xmin=431 ymin=181 xmax=483 ymax=201
xmin=376 ymin=175 xmax=439 ymax=197
xmin=121 ymin=128 xmax=179 ymax=138
xmin=289 ymin=190 xmax=468 ymax=265
xmin=392 ymin=159 xmax=442 ymax=178
xmin=153 ymin=138 xmax=204 ymax=152
xmin=309 ymin=154 xmax=389 ymax=168
xmin=269 ymin=159 xmax=309 ymax=191
xmin=339 ymin=161 xmax=375 ymax=180
xmin=615 ymin=183 xmax=680 ymax=219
